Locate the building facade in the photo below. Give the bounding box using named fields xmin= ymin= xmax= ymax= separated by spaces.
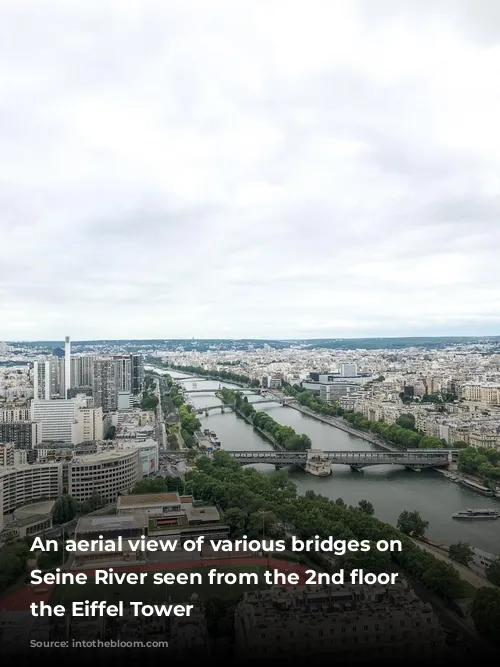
xmin=31 ymin=399 xmax=77 ymax=443
xmin=0 ymin=463 xmax=62 ymax=514
xmin=0 ymin=421 xmax=42 ymax=449
xmin=67 ymin=449 xmax=141 ymax=503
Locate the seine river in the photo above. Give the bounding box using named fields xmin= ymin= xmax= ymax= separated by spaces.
xmin=162 ymin=371 xmax=500 ymax=556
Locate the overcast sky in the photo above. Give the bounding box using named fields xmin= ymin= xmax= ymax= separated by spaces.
xmin=1 ymin=0 xmax=500 ymax=341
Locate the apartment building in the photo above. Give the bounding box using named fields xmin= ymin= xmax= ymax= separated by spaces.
xmin=67 ymin=449 xmax=141 ymax=503
xmin=460 ymin=382 xmax=500 ymax=405
xmin=235 ymin=581 xmax=445 ymax=660
xmin=0 ymin=421 xmax=42 ymax=449
xmin=0 ymin=442 xmax=15 ymax=467
xmin=93 ymin=359 xmax=119 ymax=410
xmin=71 ymin=404 xmax=104 ymax=444
xmin=0 ymin=463 xmax=62 ymax=514
xmin=0 ymin=405 xmax=31 ymax=422
xmin=33 ymin=359 xmax=60 ymax=399
xmin=93 ymin=355 xmax=144 ymax=411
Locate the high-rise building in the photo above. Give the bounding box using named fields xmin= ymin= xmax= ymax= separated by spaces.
xmin=33 ymin=359 xmax=60 ymax=399
xmin=113 ymin=355 xmax=132 ymax=393
xmin=93 ymin=359 xmax=119 ymax=411
xmin=64 ymin=336 xmax=71 ymax=399
xmin=131 ymin=354 xmax=144 ymax=395
xmin=92 ymin=355 xmax=144 ymax=410
xmin=72 ymin=355 xmax=94 ymax=387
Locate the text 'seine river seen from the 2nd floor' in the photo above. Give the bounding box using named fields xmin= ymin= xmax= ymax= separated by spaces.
xmin=166 ymin=372 xmax=500 ymax=556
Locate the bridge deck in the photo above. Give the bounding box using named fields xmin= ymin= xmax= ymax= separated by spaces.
xmin=222 ymin=449 xmax=454 ymax=468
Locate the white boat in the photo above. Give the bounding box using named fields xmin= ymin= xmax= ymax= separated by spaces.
xmin=452 ymin=508 xmax=499 ymax=520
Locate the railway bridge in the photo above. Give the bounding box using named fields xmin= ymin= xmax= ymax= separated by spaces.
xmin=224 ymin=449 xmax=455 ymax=471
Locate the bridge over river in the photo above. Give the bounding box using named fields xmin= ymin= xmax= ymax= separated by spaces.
xmin=194 ymin=398 xmax=283 ymax=413
xmin=223 ymin=449 xmax=457 ymax=471
xmin=178 ymin=448 xmax=459 ymax=472
xmin=183 ymin=388 xmax=258 ymax=394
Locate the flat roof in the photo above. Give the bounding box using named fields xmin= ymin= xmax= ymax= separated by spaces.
xmin=76 ymin=514 xmax=146 ymax=533
xmin=117 ymin=493 xmax=180 ymax=507
xmin=71 ymin=450 xmax=138 ymax=464
xmin=6 ymin=514 xmax=51 ymax=528
xmin=185 ymin=506 xmax=220 ymax=522
xmin=14 ymin=500 xmax=55 ymax=518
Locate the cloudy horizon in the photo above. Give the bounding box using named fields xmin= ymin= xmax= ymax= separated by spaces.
xmin=2 ymin=0 xmax=500 ymax=341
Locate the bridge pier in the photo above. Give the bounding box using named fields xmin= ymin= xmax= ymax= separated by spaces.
xmin=350 ymin=465 xmax=364 ymax=472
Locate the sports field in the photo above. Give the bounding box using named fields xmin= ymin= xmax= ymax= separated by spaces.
xmin=50 ymin=563 xmax=269 ymax=606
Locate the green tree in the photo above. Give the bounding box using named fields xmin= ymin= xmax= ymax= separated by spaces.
xmin=140 ymin=391 xmax=159 ymax=411
xmin=471 ymin=587 xmax=500 ymax=645
xmin=485 ymin=557 xmax=500 ymax=586
xmin=52 ymin=495 xmax=78 ymax=524
xmin=37 ymin=546 xmax=62 ymax=570
xmin=395 ymin=414 xmax=416 ymax=431
xmin=358 ymin=499 xmax=375 ymax=516
xmin=0 ymin=552 xmax=24 ymax=593
xmin=448 ymin=542 xmax=474 ymax=566
xmin=79 ymin=493 xmax=106 ymax=514
xmin=396 ymin=510 xmax=429 ymax=538
xmin=132 ymin=476 xmax=167 ymax=494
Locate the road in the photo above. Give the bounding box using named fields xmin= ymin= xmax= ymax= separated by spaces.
xmin=411 ymin=537 xmax=496 ymax=589
xmin=153 ymin=376 xmax=167 ymax=449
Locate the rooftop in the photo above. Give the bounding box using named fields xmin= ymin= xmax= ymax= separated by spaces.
xmin=4 ymin=514 xmax=51 ymax=528
xmin=185 ymin=506 xmax=220 ymax=522
xmin=70 ymin=450 xmax=139 ymax=464
xmin=117 ymin=492 xmax=181 ymax=507
xmin=76 ymin=514 xmax=146 ymax=533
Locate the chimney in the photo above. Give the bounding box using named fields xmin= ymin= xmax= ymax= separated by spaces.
xmin=64 ymin=336 xmax=71 ymax=398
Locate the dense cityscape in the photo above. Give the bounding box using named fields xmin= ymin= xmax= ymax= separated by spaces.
xmin=0 ymin=336 xmax=499 ymax=658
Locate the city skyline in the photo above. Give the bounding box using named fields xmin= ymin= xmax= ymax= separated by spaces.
xmin=2 ymin=0 xmax=500 ymax=339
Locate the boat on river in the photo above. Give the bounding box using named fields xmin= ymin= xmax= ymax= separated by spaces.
xmin=452 ymin=509 xmax=499 ymax=520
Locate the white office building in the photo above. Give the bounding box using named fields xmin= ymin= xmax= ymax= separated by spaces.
xmin=31 ymin=399 xmax=77 ymax=443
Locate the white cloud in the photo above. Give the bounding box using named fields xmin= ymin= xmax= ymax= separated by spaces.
xmin=0 ymin=0 xmax=499 ymax=339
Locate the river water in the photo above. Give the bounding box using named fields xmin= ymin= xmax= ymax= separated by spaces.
xmin=163 ymin=371 xmax=500 ymax=555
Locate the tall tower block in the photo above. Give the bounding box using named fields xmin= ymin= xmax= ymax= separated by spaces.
xmin=64 ymin=336 xmax=71 ymax=398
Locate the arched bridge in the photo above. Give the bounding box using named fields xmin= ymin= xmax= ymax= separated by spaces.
xmin=224 ymin=449 xmax=455 ymax=470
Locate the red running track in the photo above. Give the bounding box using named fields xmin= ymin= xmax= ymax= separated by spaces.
xmin=0 ymin=558 xmax=308 ymax=611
